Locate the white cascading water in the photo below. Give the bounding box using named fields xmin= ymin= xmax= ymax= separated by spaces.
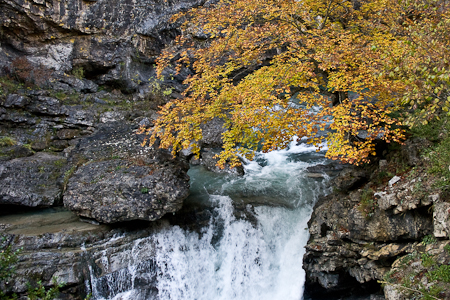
xmin=88 ymin=140 xmax=331 ymax=300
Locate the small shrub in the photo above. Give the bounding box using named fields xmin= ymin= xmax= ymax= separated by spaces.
xmin=10 ymin=57 xmax=52 ymax=87
xmin=72 ymin=66 xmax=84 ymax=80
xmin=0 ymin=137 xmax=16 ymax=147
xmin=27 ymin=278 xmax=65 ymax=300
xmin=421 ymin=252 xmax=435 ymax=268
xmin=444 ymin=244 xmax=450 ymax=254
xmin=422 ymin=234 xmax=437 ymax=245
xmin=141 ymin=187 xmax=149 ymax=194
xmin=358 ymin=189 xmax=377 ymax=219
xmin=427 ymin=265 xmax=450 ymax=283
xmin=427 ymin=135 xmax=450 ymax=189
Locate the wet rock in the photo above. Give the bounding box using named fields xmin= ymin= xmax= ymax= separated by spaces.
xmin=332 ymin=168 xmax=368 ymax=191
xmin=0 ymin=152 xmax=67 ymax=207
xmin=64 ymin=122 xmax=190 ymax=223
xmin=0 ymin=208 xmax=166 ymax=296
xmin=200 ymin=148 xmax=244 ymax=175
xmin=306 ymin=163 xmax=347 ymax=177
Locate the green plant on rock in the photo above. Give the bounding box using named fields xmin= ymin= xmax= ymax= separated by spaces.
xmin=0 ymin=76 xmax=24 ymax=94
xmin=382 ymin=242 xmax=450 ymax=300
xmin=412 ymin=114 xmax=450 ymax=190
xmin=444 ymin=244 xmax=450 ymax=254
xmin=422 ymin=235 xmax=437 ymax=246
xmin=72 ymin=66 xmax=85 ymax=80
xmin=421 ymin=253 xmax=435 ymax=268
xmin=0 ymin=137 xmax=17 ymax=147
xmin=1 ymin=236 xmax=20 ymax=300
xmin=27 ymin=278 xmax=65 ymax=300
xmin=147 ymin=76 xmax=172 ymax=97
xmin=358 ymin=189 xmax=377 ymax=219
xmin=1 ymin=236 xmax=66 ymax=300
xmin=63 ymin=165 xmax=77 ymax=189
xmin=427 ymin=134 xmax=450 ymax=190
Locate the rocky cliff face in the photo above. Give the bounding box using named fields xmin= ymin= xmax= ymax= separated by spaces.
xmin=1 ymin=0 xmax=204 ymax=93
xmin=0 ymin=87 xmax=191 ymax=223
xmin=303 ymin=139 xmax=450 ymax=299
xmin=0 ymin=0 xmax=205 ymax=222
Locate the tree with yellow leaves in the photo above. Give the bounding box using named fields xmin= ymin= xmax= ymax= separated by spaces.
xmin=143 ymin=0 xmax=450 ymax=167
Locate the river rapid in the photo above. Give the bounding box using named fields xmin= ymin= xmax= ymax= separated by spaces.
xmin=89 ymin=140 xmax=331 ymax=300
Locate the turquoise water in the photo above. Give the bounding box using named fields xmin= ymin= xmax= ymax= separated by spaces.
xmin=90 ymin=140 xmax=331 ymax=300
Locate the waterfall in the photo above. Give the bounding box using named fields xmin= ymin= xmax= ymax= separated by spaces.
xmin=88 ymin=140 xmax=331 ymax=300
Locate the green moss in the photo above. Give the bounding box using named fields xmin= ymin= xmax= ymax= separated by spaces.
xmin=63 ymin=165 xmax=77 ymax=188
xmin=0 ymin=76 xmax=24 ymax=94
xmin=53 ymin=159 xmax=66 ymax=168
xmin=0 ymin=136 xmax=17 ymax=147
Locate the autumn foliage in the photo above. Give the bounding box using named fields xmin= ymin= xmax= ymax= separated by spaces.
xmin=144 ymin=0 xmax=450 ymax=167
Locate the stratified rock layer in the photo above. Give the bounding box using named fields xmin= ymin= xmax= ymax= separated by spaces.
xmin=0 ymin=0 xmax=203 ymax=93
xmin=303 ymin=144 xmax=448 ymax=299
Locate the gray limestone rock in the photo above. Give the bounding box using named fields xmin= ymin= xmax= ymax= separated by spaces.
xmin=3 ymin=94 xmax=30 ymax=108
xmin=0 ymin=152 xmax=67 ymax=207
xmin=332 ymin=167 xmax=368 ymax=191
xmin=63 ymin=122 xmax=190 ymax=223
xmin=26 ymin=96 xmax=66 ymax=116
xmin=0 ymin=0 xmax=203 ymax=93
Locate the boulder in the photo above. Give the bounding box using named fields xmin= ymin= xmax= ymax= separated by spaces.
xmin=63 ymin=122 xmax=190 ymax=223
xmin=3 ymin=94 xmax=30 ymax=108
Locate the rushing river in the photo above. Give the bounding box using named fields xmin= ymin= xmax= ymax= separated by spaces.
xmin=89 ymin=140 xmax=331 ymax=300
